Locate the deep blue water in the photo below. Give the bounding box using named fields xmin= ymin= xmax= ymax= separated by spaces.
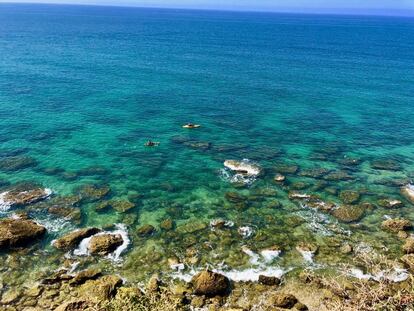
xmin=0 ymin=4 xmax=414 ymax=285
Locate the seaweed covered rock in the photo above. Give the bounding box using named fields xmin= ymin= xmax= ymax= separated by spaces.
xmin=137 ymin=224 xmax=155 ymax=236
xmin=191 ymin=270 xmax=230 ymax=296
xmin=88 ymin=234 xmax=123 ymax=255
xmin=378 ymin=198 xmax=403 ymax=209
xmin=79 ymin=184 xmax=110 ymax=202
xmin=339 ymin=190 xmax=360 ymax=204
xmin=78 ymin=275 xmax=123 ymax=301
xmin=53 ymin=227 xmax=101 ymax=250
xmin=382 ymin=218 xmax=412 ymax=233
xmin=332 ymin=205 xmax=364 ymax=223
xmin=403 ymin=238 xmax=414 ymax=254
xmin=110 ymin=199 xmax=135 ymax=213
xmin=0 ymin=217 xmax=46 ymax=249
xmin=48 ymin=206 xmax=81 ymax=224
xmin=371 ymin=159 xmax=401 ymax=171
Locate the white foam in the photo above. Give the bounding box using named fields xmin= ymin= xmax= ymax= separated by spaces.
xmin=298 ymin=250 xmax=314 ymax=263
xmin=73 ymin=224 xmax=130 ymax=262
xmin=214 ymin=266 xmax=287 ymax=282
xmin=0 ymin=191 xmax=11 ymax=211
xmin=170 ymin=263 xmax=185 ymax=271
xmin=209 ymin=219 xmax=234 ymax=229
xmin=238 ymin=226 xmax=254 ymax=238
xmin=348 ymin=267 xmax=409 ymax=283
xmin=260 ymin=249 xmax=281 ymax=263
xmin=242 ymin=246 xmax=260 ymax=265
xmin=220 ymin=159 xmax=261 ymax=185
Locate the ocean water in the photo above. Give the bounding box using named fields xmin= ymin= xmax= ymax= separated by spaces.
xmin=1 ymin=4 xmax=414 ymax=287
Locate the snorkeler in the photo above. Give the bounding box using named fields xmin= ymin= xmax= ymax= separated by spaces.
xmin=144 ymin=140 xmax=160 ymax=147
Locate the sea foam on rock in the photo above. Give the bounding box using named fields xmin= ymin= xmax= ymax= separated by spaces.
xmin=222 ymin=159 xmax=262 ymax=184
xmin=0 ymin=187 xmax=52 ymax=211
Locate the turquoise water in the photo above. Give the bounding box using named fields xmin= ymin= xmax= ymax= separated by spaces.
xmin=1 ymin=4 xmax=414 ymax=286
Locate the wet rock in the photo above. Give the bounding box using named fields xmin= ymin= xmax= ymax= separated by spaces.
xmin=324 ymin=171 xmax=354 ymax=181
xmin=299 ymin=168 xmax=329 ymax=178
xmin=160 ymin=218 xmax=174 ymax=231
xmin=95 ymin=201 xmax=111 ymax=213
xmin=137 ymin=224 xmax=155 ymax=236
xmin=401 ymin=185 xmax=414 ymax=204
xmin=78 ymin=275 xmax=123 ymax=301
xmin=273 ymin=163 xmax=298 ymax=174
xmin=0 ymin=218 xmax=46 ymax=249
xmin=0 ymin=288 xmax=21 ymax=305
xmin=338 ymin=157 xmax=361 ymax=166
xmin=224 ymin=160 xmax=262 ymax=176
xmin=371 ymin=159 xmax=401 ymax=171
xmin=294 ymin=302 xmax=309 ymax=311
xmin=54 ymin=300 xmax=90 ymax=311
xmin=340 ymin=243 xmax=353 ymax=254
xmin=398 ymin=231 xmax=409 ymax=239
xmin=110 ymin=199 xmax=135 ymax=213
xmin=403 ymin=238 xmax=414 ymax=254
xmin=267 ymin=293 xmax=298 ymax=309
xmin=258 ymin=275 xmax=281 ymax=286
xmin=79 ymin=184 xmax=110 ymax=202
xmin=339 ymin=190 xmax=360 ymax=204
xmin=48 ymin=207 xmax=81 ymax=224
xmin=401 ymin=254 xmax=414 ymax=272
xmin=53 ymin=228 xmax=101 ymax=250
xmin=0 ymin=156 xmax=37 ymax=171
xmin=378 ymin=199 xmax=403 ymax=209
xmin=88 ymin=234 xmax=123 ymax=255
xmin=273 ymin=174 xmax=286 ymax=182
xmin=225 ymin=192 xmax=247 ymax=203
xmin=381 ymin=218 xmax=412 ymax=233
xmin=307 ymin=200 xmax=335 ymax=212
xmin=1 ymin=187 xmax=52 ymax=207
xmin=288 ymin=192 xmax=312 ymax=200
xmin=331 ymin=205 xmax=364 ymax=223
xmin=191 ymin=270 xmax=230 ymax=296
xmin=41 ymin=270 xmax=73 ymax=285
xmin=70 ymin=268 xmax=102 ymax=285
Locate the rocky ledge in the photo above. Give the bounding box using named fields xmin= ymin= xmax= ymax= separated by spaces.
xmin=0 ymin=217 xmax=46 ymax=249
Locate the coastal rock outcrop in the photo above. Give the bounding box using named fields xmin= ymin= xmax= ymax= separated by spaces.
xmin=0 ymin=187 xmax=52 ymax=208
xmin=191 ymin=270 xmax=230 ymax=296
xmin=53 ymin=227 xmax=101 ymax=250
xmin=0 ymin=217 xmax=46 ymax=249
xmin=88 ymin=234 xmax=123 ymax=255
xmin=267 ymin=293 xmax=298 ymax=309
xmin=331 ymin=205 xmax=364 ymax=223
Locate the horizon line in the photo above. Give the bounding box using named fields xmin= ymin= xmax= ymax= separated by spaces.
xmin=2 ymin=1 xmax=414 ymax=18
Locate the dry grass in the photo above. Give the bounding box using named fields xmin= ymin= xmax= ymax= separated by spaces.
xmin=309 ymin=252 xmax=414 ymax=311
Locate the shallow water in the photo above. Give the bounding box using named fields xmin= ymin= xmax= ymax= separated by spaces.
xmin=1 ymin=4 xmax=414 ymax=287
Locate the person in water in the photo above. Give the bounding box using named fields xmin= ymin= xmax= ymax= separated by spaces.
xmin=183 ymin=123 xmax=200 ymax=129
xmin=145 ymin=140 xmax=159 ymax=147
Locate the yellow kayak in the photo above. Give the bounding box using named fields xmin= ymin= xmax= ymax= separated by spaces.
xmin=182 ymin=124 xmax=201 ymax=129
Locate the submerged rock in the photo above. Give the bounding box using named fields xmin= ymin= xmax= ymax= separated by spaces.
xmin=79 ymin=184 xmax=110 ymax=202
xmin=225 ymin=192 xmax=247 ymax=203
xmin=53 ymin=227 xmax=101 ymax=250
xmin=110 ymin=199 xmax=135 ymax=213
xmin=381 ymin=218 xmax=412 ymax=233
xmin=323 ymin=171 xmax=354 ymax=181
xmin=0 ymin=156 xmax=37 ymax=171
xmin=339 ymin=190 xmax=360 ymax=204
xmin=48 ymin=206 xmax=81 ymax=224
xmin=331 ymin=205 xmax=364 ymax=223
xmin=191 ymin=270 xmax=230 ymax=296
xmin=176 ymin=221 xmax=207 ymax=234
xmin=371 ymin=159 xmax=401 ymax=171
xmin=224 ymin=159 xmax=261 ymax=176
xmin=273 ymin=174 xmax=286 ymax=182
xmin=137 ymin=224 xmax=155 ymax=236
xmin=273 ymin=163 xmax=298 ymax=174
xmin=88 ymin=234 xmax=123 ymax=255
xmin=401 ymin=185 xmax=414 ymax=204
xmin=160 ymin=218 xmax=174 ymax=231
xmin=0 ymin=218 xmax=46 ymax=249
